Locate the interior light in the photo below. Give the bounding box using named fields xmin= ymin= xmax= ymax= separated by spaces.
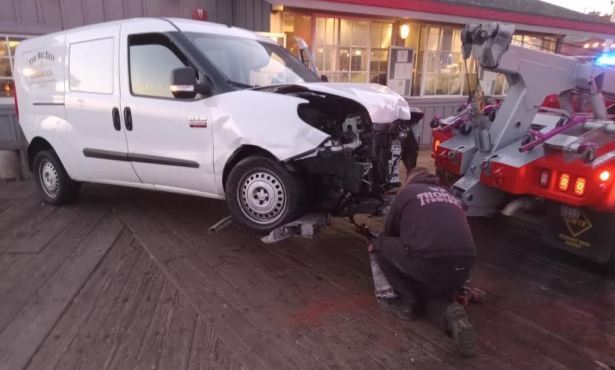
xmin=559 ymin=173 xmax=570 ymax=192
xmin=539 ymin=169 xmax=550 ymax=187
xmin=583 ymin=43 xmax=590 ymax=48
xmin=574 ymin=177 xmax=586 ymax=197
xmin=400 ymin=24 xmax=410 ymax=40
xmin=600 ymin=170 xmax=610 ymax=181
xmin=593 ymin=42 xmax=600 ymax=48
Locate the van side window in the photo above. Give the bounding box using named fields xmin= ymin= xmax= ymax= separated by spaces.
xmin=128 ymin=34 xmax=190 ymax=98
xmin=70 ymin=37 xmax=114 ymax=94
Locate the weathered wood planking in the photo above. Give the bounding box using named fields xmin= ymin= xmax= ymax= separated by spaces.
xmin=127 ymin=190 xmax=467 ymax=369
xmin=0 ymin=178 xmax=614 ymax=370
xmin=105 ymin=190 xmax=319 ymax=370
xmin=0 ymin=202 xmax=109 ymax=333
xmin=0 ymin=0 xmax=271 ymax=34
xmin=0 ymin=213 xmax=123 ymax=370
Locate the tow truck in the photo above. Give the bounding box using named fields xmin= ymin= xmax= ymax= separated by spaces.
xmin=431 ymin=23 xmax=615 ymax=269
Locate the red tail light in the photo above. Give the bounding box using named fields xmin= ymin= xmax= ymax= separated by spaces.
xmin=558 ymin=173 xmax=570 ymax=192
xmin=574 ymin=177 xmax=586 ymax=197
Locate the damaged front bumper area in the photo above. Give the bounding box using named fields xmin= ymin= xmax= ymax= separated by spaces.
xmin=252 ymin=83 xmax=422 ymax=243
xmin=278 ymin=85 xmax=423 ymax=218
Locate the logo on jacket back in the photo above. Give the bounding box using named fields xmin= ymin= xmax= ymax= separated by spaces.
xmin=416 ymin=187 xmax=462 ymax=208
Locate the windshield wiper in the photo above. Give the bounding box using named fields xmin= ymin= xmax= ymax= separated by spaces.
xmin=227 ymin=79 xmax=255 ymax=88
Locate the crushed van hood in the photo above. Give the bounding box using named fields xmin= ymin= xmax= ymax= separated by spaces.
xmin=261 ymin=82 xmax=412 ymax=124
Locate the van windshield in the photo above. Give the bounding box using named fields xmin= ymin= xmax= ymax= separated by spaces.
xmin=187 ymin=33 xmax=319 ymax=88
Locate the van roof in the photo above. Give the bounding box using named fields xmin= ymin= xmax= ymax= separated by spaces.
xmin=19 ymin=17 xmax=273 ymax=45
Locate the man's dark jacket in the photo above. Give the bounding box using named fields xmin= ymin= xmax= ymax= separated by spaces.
xmin=374 ymin=169 xmax=476 ymax=259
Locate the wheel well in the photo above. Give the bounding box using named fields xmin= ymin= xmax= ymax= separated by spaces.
xmin=222 ymin=145 xmax=276 ymax=190
xmin=27 ymin=137 xmax=53 ymax=171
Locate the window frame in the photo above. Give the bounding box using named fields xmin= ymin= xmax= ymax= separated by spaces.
xmin=311 ymin=14 xmax=394 ymax=84
xmin=68 ymin=36 xmax=115 ymax=95
xmin=0 ymin=34 xmax=30 ymax=104
xmin=417 ymin=26 xmax=469 ymax=97
xmin=127 ymin=33 xmax=203 ymax=101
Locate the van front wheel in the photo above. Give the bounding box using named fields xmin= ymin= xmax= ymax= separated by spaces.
xmin=33 ymin=150 xmax=80 ymax=205
xmin=226 ymin=156 xmax=303 ymax=233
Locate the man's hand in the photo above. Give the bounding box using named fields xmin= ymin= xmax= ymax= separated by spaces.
xmin=368 ymin=244 xmax=375 ymax=253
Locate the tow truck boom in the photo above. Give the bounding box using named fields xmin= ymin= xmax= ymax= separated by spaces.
xmin=448 ymin=23 xmax=615 ymax=216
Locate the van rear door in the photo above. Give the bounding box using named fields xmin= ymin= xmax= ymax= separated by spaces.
xmin=65 ymin=25 xmax=144 ymax=186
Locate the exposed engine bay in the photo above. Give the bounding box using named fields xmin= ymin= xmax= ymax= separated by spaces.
xmin=261 ymin=85 xmax=423 ymax=217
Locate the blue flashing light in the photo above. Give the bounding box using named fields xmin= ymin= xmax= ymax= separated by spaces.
xmin=596 ymin=53 xmax=615 ymax=66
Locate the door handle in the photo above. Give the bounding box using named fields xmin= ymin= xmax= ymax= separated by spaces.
xmin=124 ymin=107 xmax=133 ymax=131
xmin=112 ymin=107 xmax=121 ymax=131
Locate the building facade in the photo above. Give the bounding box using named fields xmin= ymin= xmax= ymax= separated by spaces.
xmin=1 ymin=0 xmax=615 ymax=151
xmin=269 ymin=0 xmax=615 ymax=143
xmin=0 ymin=0 xmax=271 ymax=151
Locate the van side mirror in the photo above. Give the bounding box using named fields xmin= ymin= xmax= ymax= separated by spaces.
xmin=170 ymin=66 xmax=212 ymax=99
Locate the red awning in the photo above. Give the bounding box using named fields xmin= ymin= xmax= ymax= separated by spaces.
xmin=320 ymin=0 xmax=615 ymax=35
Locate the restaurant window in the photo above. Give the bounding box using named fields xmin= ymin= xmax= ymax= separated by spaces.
xmin=0 ymin=36 xmax=26 ymax=100
xmin=313 ymin=16 xmax=393 ymax=83
xmin=417 ymin=26 xmax=472 ymax=96
xmin=512 ymin=34 xmax=558 ymax=52
xmin=271 ymin=10 xmax=313 ymax=60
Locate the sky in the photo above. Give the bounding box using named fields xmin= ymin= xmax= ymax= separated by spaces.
xmin=542 ymin=0 xmax=613 ymax=14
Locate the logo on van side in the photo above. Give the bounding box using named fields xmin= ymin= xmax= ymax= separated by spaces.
xmin=28 ymin=51 xmax=56 ymax=66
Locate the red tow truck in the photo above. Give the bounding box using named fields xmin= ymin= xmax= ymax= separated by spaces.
xmin=431 ymin=23 xmax=615 ymax=269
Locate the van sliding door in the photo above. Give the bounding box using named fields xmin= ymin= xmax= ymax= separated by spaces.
xmin=65 ymin=25 xmax=143 ymax=186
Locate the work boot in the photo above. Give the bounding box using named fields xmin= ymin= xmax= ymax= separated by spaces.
xmin=444 ymin=302 xmax=477 ymax=358
xmin=378 ymin=298 xmax=413 ymax=321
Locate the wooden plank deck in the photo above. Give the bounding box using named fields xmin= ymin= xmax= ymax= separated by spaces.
xmin=0 ymin=179 xmax=613 ymax=370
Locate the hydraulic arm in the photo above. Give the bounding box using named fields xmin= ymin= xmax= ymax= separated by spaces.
xmin=448 ymin=23 xmax=613 ymax=216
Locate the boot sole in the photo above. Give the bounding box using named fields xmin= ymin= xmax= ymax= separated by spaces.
xmin=445 ymin=303 xmax=478 ymax=358
xmin=455 ymin=324 xmax=477 ymax=358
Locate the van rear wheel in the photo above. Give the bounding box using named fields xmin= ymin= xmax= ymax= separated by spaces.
xmin=33 ymin=150 xmax=80 ymax=205
xmin=226 ymin=156 xmax=303 ymax=233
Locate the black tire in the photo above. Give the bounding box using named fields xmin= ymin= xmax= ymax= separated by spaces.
xmin=33 ymin=149 xmax=80 ymax=205
xmin=225 ymin=156 xmax=304 ymax=233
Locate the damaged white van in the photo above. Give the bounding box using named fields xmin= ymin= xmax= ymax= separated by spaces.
xmin=14 ymin=18 xmax=421 ymax=232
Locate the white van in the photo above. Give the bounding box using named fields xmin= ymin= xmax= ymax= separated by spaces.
xmin=14 ymin=18 xmax=421 ymax=232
